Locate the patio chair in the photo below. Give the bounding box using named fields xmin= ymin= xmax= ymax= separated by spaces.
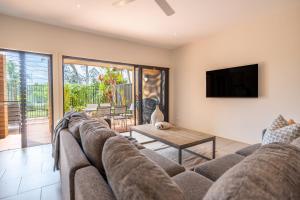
xmin=84 ymin=104 xmax=98 ymax=112
xmin=100 ymin=103 xmax=111 ymax=107
xmin=112 ymin=106 xmax=127 ymax=131
xmin=95 ymin=106 xmax=111 ymax=119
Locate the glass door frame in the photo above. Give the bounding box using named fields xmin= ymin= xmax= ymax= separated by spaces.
xmin=0 ymin=48 xmax=54 ymax=148
xmin=62 ymin=55 xmax=169 ymax=127
xmin=134 ymin=66 xmax=169 ymax=125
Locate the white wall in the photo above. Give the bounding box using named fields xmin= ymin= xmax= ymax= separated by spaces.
xmin=1 ymin=4 xmax=300 ymax=145
xmin=0 ymin=14 xmax=173 ymax=124
xmin=171 ymin=5 xmax=300 ymax=144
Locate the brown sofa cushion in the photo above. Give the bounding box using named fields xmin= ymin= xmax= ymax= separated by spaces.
xmin=80 ymin=120 xmax=116 ymax=176
xmin=204 ymin=143 xmax=300 ymax=200
xmin=68 ymin=113 xmax=89 ymax=143
xmin=235 ymin=143 xmax=261 ymax=156
xmin=194 ymin=154 xmax=244 ymax=181
xmin=102 ymin=136 xmax=184 ymax=200
xmin=75 ymin=166 xmax=116 ymax=200
xmin=140 ymin=148 xmax=185 ymax=177
xmin=172 ymin=171 xmax=213 ymax=200
xmin=59 ymin=130 xmax=90 ymax=200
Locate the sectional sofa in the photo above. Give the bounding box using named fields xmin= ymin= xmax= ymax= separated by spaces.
xmin=58 ymin=116 xmax=300 ymax=200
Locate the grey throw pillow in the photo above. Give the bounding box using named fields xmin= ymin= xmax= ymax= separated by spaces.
xmin=79 ymin=120 xmax=117 ymax=176
xmin=204 ymin=143 xmax=300 ymax=200
xmin=267 ymin=114 xmax=288 ymax=131
xmin=102 ymin=136 xmax=184 ymax=200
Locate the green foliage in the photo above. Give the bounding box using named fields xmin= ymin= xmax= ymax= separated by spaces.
xmin=26 ymin=84 xmax=49 ymax=118
xmin=28 ymin=84 xmax=48 ymax=103
xmin=64 ymin=84 xmax=94 ymax=112
xmin=64 ymin=84 xmax=71 ymax=112
xmin=98 ymin=68 xmax=126 ymax=106
xmin=6 ymin=60 xmax=20 ymax=101
xmin=64 ymin=68 xmax=129 ymax=112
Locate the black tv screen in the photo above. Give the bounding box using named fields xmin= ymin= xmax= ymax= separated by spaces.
xmin=206 ymin=64 xmax=258 ymax=98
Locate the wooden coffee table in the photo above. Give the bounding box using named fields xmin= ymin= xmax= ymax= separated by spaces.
xmin=130 ymin=124 xmax=216 ymax=164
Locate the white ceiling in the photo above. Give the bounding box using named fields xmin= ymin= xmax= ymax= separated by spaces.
xmin=0 ymin=0 xmax=299 ymax=49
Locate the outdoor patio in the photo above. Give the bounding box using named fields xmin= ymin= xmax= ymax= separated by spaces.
xmin=0 ymin=118 xmax=50 ymax=151
xmin=0 ymin=117 xmax=134 ymax=151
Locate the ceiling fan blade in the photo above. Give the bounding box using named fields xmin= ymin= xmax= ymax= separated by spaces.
xmin=112 ymin=0 xmax=136 ymax=7
xmin=154 ymin=0 xmax=175 ymax=16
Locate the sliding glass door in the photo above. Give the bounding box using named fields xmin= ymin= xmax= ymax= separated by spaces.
xmin=135 ymin=67 xmax=169 ymax=125
xmin=63 ymin=57 xmax=134 ymax=132
xmin=62 ymin=56 xmax=169 ymax=132
xmin=0 ymin=50 xmax=53 ymax=150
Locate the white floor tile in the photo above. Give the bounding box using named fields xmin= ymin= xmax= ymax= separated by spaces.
xmin=0 ymin=177 xmax=21 ymax=199
xmin=1 ymin=188 xmax=41 ymax=200
xmin=41 ymin=183 xmax=62 ymax=200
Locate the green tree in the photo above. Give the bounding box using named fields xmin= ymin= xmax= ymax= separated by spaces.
xmin=64 ymin=67 xmax=128 ymax=111
xmin=6 ymin=60 xmax=20 ymax=101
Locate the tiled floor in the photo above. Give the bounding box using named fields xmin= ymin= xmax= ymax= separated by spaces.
xmin=0 ymin=144 xmax=61 ymax=200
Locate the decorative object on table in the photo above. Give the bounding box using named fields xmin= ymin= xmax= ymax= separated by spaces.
xmin=262 ymin=115 xmax=300 ymax=145
xmin=151 ymin=105 xmax=164 ymax=125
xmin=155 ymin=122 xmax=174 ymax=130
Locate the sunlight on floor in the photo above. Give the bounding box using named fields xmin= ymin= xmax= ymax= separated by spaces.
xmin=0 ymin=118 xmax=51 ymax=151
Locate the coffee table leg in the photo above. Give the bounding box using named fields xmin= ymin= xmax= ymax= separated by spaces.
xmin=178 ymin=149 xmax=182 ymax=164
xmin=129 ymin=130 xmax=132 ymax=137
xmin=212 ymin=138 xmax=216 ymax=159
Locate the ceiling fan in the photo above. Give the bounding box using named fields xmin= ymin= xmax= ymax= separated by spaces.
xmin=113 ymin=0 xmax=175 ymax=16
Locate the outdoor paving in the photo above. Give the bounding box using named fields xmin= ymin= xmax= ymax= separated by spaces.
xmin=0 ymin=119 xmax=51 ymax=151
xmin=0 ymin=118 xmax=134 ymax=151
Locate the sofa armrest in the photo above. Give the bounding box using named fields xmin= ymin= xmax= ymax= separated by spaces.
xmin=60 ymin=130 xmax=90 ymax=200
xmin=75 ymin=166 xmax=116 ymax=200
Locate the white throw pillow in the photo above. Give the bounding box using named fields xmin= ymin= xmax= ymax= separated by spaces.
xmin=262 ymin=115 xmax=288 ymax=145
xmin=155 ymin=122 xmax=174 ymax=130
xmin=262 ymin=123 xmax=300 ymax=145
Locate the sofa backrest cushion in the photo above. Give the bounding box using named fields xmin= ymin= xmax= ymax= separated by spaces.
xmin=204 ymin=143 xmax=300 ymax=200
xmin=80 ymin=120 xmax=116 ymax=176
xmin=102 ymin=136 xmax=184 ymax=200
xmin=68 ymin=112 xmax=89 ymax=143
xmin=68 ymin=117 xmax=87 ymax=144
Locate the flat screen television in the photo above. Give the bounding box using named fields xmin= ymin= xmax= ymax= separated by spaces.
xmin=206 ymin=64 xmax=258 ymax=98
